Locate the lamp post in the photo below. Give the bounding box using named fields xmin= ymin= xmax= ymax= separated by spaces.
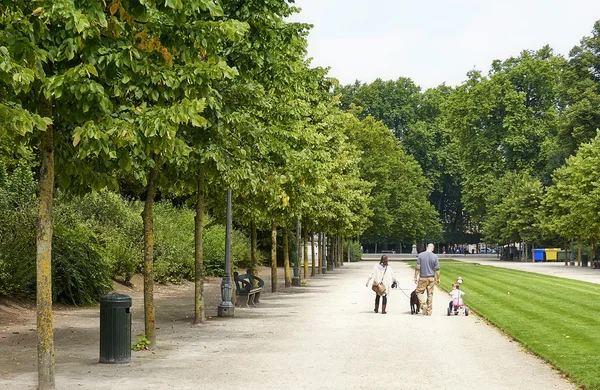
xmin=218 ymin=189 xmax=234 ymax=317
xmin=292 ymin=218 xmax=301 ymax=286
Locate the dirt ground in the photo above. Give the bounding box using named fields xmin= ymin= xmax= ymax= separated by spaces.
xmin=0 ymin=262 xmax=576 ymax=389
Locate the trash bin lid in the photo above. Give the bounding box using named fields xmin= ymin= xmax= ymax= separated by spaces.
xmin=100 ymin=293 xmax=131 ymax=307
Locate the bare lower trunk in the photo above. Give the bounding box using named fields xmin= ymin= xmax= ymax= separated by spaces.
xmin=250 ymin=219 xmax=258 ymax=286
xmin=311 ymin=232 xmax=316 ymax=276
xmin=340 ymin=237 xmax=344 ymax=266
xmin=142 ymin=165 xmax=159 ymax=345
xmin=303 ymin=225 xmax=309 ymax=278
xmin=37 ymin=95 xmax=55 ymax=390
xmin=250 ymin=220 xmax=257 ymax=274
xmin=271 ymin=218 xmax=277 ymax=292
xmin=194 ymin=167 xmax=206 ymax=324
xmin=283 ymin=228 xmax=291 ymax=287
xmin=318 ymin=233 xmax=322 ymax=274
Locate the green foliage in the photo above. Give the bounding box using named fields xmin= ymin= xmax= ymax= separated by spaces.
xmin=541 ymin=132 xmax=600 ymax=242
xmin=0 ymin=167 xmax=113 ymax=304
xmin=343 ymin=241 xmax=363 ymax=262
xmin=202 ymin=221 xmax=251 ymax=277
xmin=52 ymin=204 xmax=114 ymax=305
xmin=132 ymin=335 xmax=151 ymax=351
xmin=344 ymin=115 xmax=440 ymax=243
xmin=153 ymin=202 xmax=195 ymax=284
xmin=0 ymin=164 xmax=40 ymax=298
xmin=444 ymin=48 xmax=564 ymax=222
xmin=68 ymin=191 xmax=143 ymax=284
xmin=0 ymin=163 xmax=261 ymax=300
xmin=482 ymin=172 xmax=543 ymax=245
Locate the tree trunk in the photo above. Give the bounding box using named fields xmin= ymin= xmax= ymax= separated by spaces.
xmin=271 ymin=218 xmax=277 ymax=292
xmin=317 ymin=232 xmax=322 ymax=274
xmin=348 ymin=238 xmax=351 ymax=262
xmin=303 ymin=225 xmax=309 ymax=278
xmin=142 ymin=165 xmax=159 ymax=346
xmin=333 ymin=235 xmax=338 ymax=268
xmin=578 ymin=244 xmax=581 ymax=267
xmin=283 ymin=228 xmax=291 ymax=287
xmin=37 ymin=95 xmax=55 ymax=390
xmin=340 ymin=237 xmax=344 ymax=266
xmin=194 ymin=166 xmax=205 ymax=325
xmin=564 ymin=238 xmax=568 ymax=266
xmin=311 ymin=232 xmax=316 ymax=276
xmin=250 ymin=219 xmax=258 ymax=286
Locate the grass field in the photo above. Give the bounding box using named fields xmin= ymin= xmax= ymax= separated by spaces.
xmin=407 ymin=260 xmax=600 ymax=389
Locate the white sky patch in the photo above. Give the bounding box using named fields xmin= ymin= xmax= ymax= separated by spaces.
xmin=289 ymin=0 xmax=600 ymax=89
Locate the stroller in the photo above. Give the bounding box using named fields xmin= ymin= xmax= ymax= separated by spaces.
xmin=447 ymin=278 xmax=469 ymax=316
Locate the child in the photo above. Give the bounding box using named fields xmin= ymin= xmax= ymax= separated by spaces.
xmin=448 ymin=279 xmax=465 ymax=313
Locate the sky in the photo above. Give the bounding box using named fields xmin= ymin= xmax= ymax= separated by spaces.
xmin=289 ymin=0 xmax=600 ymax=89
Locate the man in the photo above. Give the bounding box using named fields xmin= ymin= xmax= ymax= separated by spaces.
xmin=413 ymin=243 xmax=440 ymax=315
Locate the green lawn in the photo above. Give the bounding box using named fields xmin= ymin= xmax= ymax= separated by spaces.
xmin=411 ymin=260 xmax=600 ymax=389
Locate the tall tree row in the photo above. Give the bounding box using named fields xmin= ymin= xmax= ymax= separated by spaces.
xmin=336 ymin=20 xmax=600 ymax=252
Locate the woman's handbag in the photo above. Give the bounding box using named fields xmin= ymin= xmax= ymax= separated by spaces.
xmin=371 ymin=282 xmax=386 ymax=295
xmin=371 ymin=267 xmax=387 ymax=296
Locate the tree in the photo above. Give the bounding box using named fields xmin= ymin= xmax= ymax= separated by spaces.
xmin=482 ymin=172 xmax=543 ymax=259
xmin=541 ymin=131 xmax=600 ymax=250
xmin=69 ymin=0 xmax=245 ymax=344
xmin=343 ymin=113 xmax=440 ymax=247
xmin=445 ymin=47 xmax=564 ymax=222
xmin=555 ymin=21 xmax=600 ymax=166
xmin=1 ymin=2 xmax=116 ymax=387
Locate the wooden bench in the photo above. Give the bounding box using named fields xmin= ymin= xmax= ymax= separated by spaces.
xmin=233 ymin=269 xmax=264 ymax=308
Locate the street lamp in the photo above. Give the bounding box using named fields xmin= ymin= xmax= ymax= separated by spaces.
xmin=218 ymin=189 xmax=234 ymax=317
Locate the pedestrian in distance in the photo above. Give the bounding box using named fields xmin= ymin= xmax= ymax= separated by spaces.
xmin=413 ymin=243 xmax=440 ymax=315
xmin=366 ymin=255 xmax=397 ymax=314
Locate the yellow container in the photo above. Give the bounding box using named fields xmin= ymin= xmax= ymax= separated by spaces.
xmin=545 ymin=248 xmax=560 ymax=261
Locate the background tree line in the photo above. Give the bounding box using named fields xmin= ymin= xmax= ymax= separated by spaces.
xmin=335 ymin=21 xmax=600 ymax=258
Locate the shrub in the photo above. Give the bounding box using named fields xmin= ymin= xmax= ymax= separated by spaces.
xmin=0 ymin=170 xmax=113 ymax=304
xmin=344 ymin=241 xmax=363 ymax=262
xmin=153 ymin=202 xmax=195 ymax=283
xmin=68 ymin=191 xmax=143 ymax=284
xmin=0 ymin=164 xmax=38 ymax=298
xmin=52 ymin=207 xmax=114 ymax=305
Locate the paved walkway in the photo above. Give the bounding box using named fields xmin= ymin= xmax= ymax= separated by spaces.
xmin=1 ymin=261 xmax=575 ymax=389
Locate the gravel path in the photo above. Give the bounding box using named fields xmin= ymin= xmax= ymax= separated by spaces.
xmin=1 ymin=261 xmax=576 ymax=389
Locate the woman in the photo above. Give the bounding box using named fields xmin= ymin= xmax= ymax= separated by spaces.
xmin=365 ymin=255 xmax=397 ymax=314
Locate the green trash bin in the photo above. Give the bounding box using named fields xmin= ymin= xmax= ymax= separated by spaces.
xmin=99 ymin=293 xmax=132 ymax=364
xmin=582 ymin=254 xmax=589 ymax=267
xmin=557 ymin=250 xmax=566 ymax=261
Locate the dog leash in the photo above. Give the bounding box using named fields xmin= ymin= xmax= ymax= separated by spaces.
xmin=395 ymin=285 xmax=412 ymax=299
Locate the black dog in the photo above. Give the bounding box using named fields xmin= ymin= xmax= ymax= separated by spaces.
xmin=410 ymin=290 xmax=420 ymax=314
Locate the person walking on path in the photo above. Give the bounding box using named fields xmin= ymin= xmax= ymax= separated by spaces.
xmin=414 ymin=243 xmax=440 ymax=315
xmin=366 ymin=255 xmax=397 ymax=314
